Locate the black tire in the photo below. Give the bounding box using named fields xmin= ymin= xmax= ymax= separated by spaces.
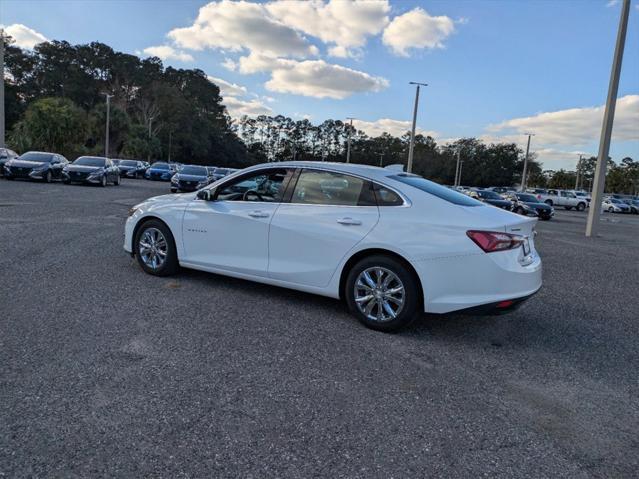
xmin=63 ymin=180 xmax=71 ymax=185
xmin=608 ymin=206 xmax=614 ymax=213
xmin=114 ymin=174 xmax=120 ymax=186
xmin=540 ymin=216 xmax=551 ymax=221
xmin=6 ymin=176 xmax=14 ymax=180
xmin=345 ymin=255 xmax=419 ymax=332
xmin=100 ymin=175 xmax=107 ymax=187
xmin=576 ymin=202 xmax=586 ymax=211
xmin=134 ymin=219 xmax=179 ymax=277
xmin=545 ymin=200 xmax=553 ymax=206
xmin=44 ymin=171 xmax=52 ymax=183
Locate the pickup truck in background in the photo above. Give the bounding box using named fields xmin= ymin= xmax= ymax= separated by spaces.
xmin=536 ymin=189 xmax=588 ymax=211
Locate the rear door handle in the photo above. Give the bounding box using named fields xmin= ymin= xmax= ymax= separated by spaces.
xmin=248 ymin=210 xmax=270 ymax=218
xmin=337 ymin=217 xmax=362 ymax=226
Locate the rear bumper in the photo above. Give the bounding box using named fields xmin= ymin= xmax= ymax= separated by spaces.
xmin=455 ymin=291 xmax=538 ymax=315
xmin=414 ymin=249 xmax=542 ymax=314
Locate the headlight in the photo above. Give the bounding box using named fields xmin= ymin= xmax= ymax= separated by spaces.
xmin=88 ymin=168 xmax=105 ymax=178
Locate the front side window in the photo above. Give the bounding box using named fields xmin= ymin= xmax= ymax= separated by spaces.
xmin=216 ymin=169 xmax=289 ymax=202
xmin=292 ymin=170 xmax=367 ymax=206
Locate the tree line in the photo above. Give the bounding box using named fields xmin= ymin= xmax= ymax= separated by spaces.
xmin=3 ymin=35 xmax=637 ymax=193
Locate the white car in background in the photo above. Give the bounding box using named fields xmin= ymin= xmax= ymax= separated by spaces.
xmin=124 ymin=162 xmax=542 ymax=332
xmin=538 ymin=189 xmax=588 ymax=211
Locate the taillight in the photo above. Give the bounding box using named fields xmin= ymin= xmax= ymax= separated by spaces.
xmin=467 ymin=230 xmax=524 ymax=253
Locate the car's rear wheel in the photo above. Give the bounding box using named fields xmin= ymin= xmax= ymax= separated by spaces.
xmin=134 ymin=220 xmax=179 ymax=276
xmin=345 ymin=255 xmax=419 ymax=332
xmin=608 ymin=206 xmax=614 ymax=213
xmin=545 ymin=200 xmax=553 ymax=206
xmin=576 ymin=202 xmax=586 ymax=211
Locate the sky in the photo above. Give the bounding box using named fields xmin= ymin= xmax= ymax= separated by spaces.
xmin=1 ymin=0 xmax=638 ymax=170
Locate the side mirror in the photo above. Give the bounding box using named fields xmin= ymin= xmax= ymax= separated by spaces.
xmin=197 ymin=188 xmax=215 ymax=201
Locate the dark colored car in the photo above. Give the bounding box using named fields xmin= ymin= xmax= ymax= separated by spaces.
xmin=210 ymin=167 xmax=235 ymax=181
xmin=145 ymin=162 xmax=174 ymax=181
xmin=468 ymin=189 xmax=513 ymax=210
xmin=117 ymin=159 xmax=147 ymax=179
xmin=4 ymin=151 xmax=68 ymax=182
xmin=62 ymin=156 xmax=121 ymax=186
xmin=170 ymin=165 xmax=212 ymax=193
xmin=0 ymin=148 xmax=19 ymax=177
xmin=506 ymin=192 xmax=554 ymax=220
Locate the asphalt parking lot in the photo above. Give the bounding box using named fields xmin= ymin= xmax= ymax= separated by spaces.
xmin=1 ymin=178 xmax=638 ymax=478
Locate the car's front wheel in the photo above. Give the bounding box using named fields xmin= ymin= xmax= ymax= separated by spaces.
xmin=345 ymin=255 xmax=419 ymax=332
xmin=114 ymin=174 xmax=120 ymax=186
xmin=44 ymin=171 xmax=52 ymax=183
xmin=576 ymin=202 xmax=586 ymax=211
xmin=134 ymin=220 xmax=179 ymax=276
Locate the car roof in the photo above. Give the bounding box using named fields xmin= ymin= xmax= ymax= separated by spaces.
xmin=245 ymin=161 xmax=405 ymax=182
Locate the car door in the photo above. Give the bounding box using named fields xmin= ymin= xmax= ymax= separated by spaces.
xmin=268 ymin=168 xmax=379 ymax=288
xmin=181 ymin=167 xmax=293 ymax=276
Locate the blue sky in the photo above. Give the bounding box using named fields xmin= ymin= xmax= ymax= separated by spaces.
xmin=2 ymin=0 xmax=638 ymax=170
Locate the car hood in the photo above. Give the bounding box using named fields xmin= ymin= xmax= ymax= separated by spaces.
xmin=521 ymin=201 xmax=550 ymax=210
xmin=484 ymin=198 xmax=512 ymax=207
xmin=175 ymin=174 xmax=208 ymax=181
xmin=8 ymin=160 xmax=48 ymax=168
xmin=66 ymin=165 xmax=103 ymax=172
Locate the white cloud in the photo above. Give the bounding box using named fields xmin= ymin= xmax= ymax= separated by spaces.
xmin=382 ymin=7 xmax=456 ymax=56
xmin=606 ymin=0 xmax=619 ymax=7
xmin=353 ymin=118 xmax=437 ymax=138
xmin=266 ymin=0 xmax=390 ymax=56
xmin=142 ymin=45 xmax=194 ymax=62
xmin=207 ymin=76 xmax=247 ymax=97
xmin=224 ymin=96 xmax=273 ymax=117
xmin=487 ymin=95 xmax=639 ymax=146
xmin=2 ymin=23 xmax=48 ymax=49
xmin=167 ymin=0 xmax=317 ymax=57
xmin=221 ymin=58 xmax=238 ymax=71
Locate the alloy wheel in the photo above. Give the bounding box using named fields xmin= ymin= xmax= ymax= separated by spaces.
xmin=354 ymin=267 xmax=405 ymax=322
xmin=138 ymin=227 xmax=168 ymax=270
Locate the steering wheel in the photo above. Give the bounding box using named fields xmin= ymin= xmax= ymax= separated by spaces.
xmin=243 ymin=189 xmax=265 ymax=201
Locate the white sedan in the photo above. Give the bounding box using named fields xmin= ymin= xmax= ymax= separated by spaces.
xmin=124 ymin=162 xmax=542 ymax=331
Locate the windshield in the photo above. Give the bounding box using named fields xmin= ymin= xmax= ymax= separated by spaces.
xmin=391 ymin=175 xmax=482 ymax=207
xmin=478 ymin=190 xmax=501 ymax=200
xmin=120 ymin=160 xmax=138 ymax=166
xmin=213 ymin=168 xmax=229 ymax=175
xmin=19 ymin=152 xmax=53 ymax=163
xmin=517 ymin=193 xmax=538 ymax=202
xmin=74 ymin=156 xmax=105 ymax=167
xmin=151 ymin=162 xmax=169 ymax=170
xmin=610 ymin=199 xmax=622 ymax=204
xmin=180 ymin=166 xmax=207 ymax=176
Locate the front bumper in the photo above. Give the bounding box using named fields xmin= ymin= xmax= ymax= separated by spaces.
xmin=62 ymin=172 xmax=104 ymax=184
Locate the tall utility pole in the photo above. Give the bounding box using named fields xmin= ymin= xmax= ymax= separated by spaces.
xmin=520 ymin=133 xmax=534 ymax=191
xmin=575 ymin=154 xmax=584 ymax=190
xmin=168 ymin=131 xmax=172 ymax=162
xmin=587 ymin=0 xmax=630 ymax=237
xmin=0 ymin=29 xmax=5 ymax=149
xmin=346 ymin=117 xmax=355 ymax=163
xmin=103 ymin=93 xmax=113 ymax=158
xmin=457 ymin=156 xmax=464 ymax=187
xmin=454 ymin=148 xmax=461 ymax=186
xmin=407 ymin=82 xmax=427 ymax=173
xmin=378 ymin=152 xmax=384 ymax=167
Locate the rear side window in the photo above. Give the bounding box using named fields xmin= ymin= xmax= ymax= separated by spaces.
xmin=292 ymin=170 xmax=367 ymax=206
xmin=373 ymin=184 xmax=403 ymax=206
xmin=390 ymin=174 xmax=481 ymax=206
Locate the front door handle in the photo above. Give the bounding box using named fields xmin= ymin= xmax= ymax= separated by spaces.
xmin=248 ymin=210 xmax=270 ymax=218
xmin=337 ymin=217 xmax=362 ymax=226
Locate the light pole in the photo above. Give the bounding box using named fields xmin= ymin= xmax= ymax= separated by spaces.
xmin=407 ymin=82 xmax=427 ymax=173
xmin=378 ymin=152 xmax=384 ymax=167
xmin=454 ymin=148 xmax=461 ymax=187
xmin=168 ymin=130 xmax=172 ymax=162
xmin=520 ymin=133 xmax=534 ymax=191
xmin=0 ymin=29 xmax=5 ymax=149
xmin=586 ymin=0 xmax=630 ymax=237
xmin=346 ymin=117 xmax=355 ymax=163
xmin=575 ymin=154 xmax=584 ymax=190
xmin=102 ymin=93 xmax=114 ymax=158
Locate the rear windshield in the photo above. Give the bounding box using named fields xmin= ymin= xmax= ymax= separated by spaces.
xmin=517 ymin=193 xmax=538 ymax=202
xmin=390 ymin=175 xmax=482 ymax=206
xmin=180 ymin=166 xmax=207 ymax=176
xmin=74 ymin=157 xmax=105 ymax=167
xmin=19 ymin=152 xmax=54 ymax=163
xmin=120 ymin=160 xmax=138 ymax=166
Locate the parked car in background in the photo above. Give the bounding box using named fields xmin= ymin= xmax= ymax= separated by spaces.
xmin=468 ymin=189 xmax=513 ymax=211
xmin=602 ymin=197 xmax=631 ymax=213
xmin=117 ymin=159 xmax=147 ymax=179
xmin=622 ymin=198 xmax=639 ymax=214
xmin=210 ymin=167 xmax=236 ymax=181
xmin=569 ymin=190 xmax=591 ymax=205
xmin=4 ymin=151 xmax=68 ymax=182
xmin=145 ymin=162 xmax=174 ymax=181
xmin=538 ymin=189 xmax=587 ymax=211
xmin=62 ymin=156 xmax=121 ymax=186
xmin=125 ymin=162 xmax=542 ymax=332
xmin=488 ymin=186 xmax=517 ymax=196
xmin=505 ymin=192 xmax=554 ymax=220
xmin=170 ymin=165 xmax=213 ymax=193
xmin=0 ymin=148 xmax=19 ymax=177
